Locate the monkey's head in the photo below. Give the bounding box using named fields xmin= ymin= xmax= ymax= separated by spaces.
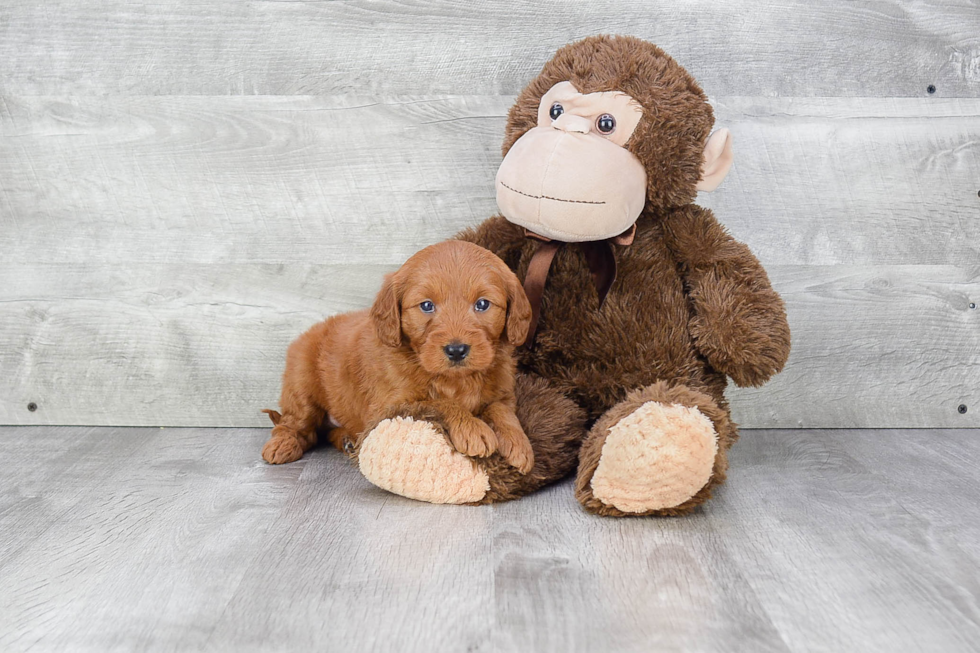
xmin=495 ymin=36 xmax=733 ymax=242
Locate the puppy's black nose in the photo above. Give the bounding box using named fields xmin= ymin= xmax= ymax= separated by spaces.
xmin=443 ymin=342 xmax=470 ymax=363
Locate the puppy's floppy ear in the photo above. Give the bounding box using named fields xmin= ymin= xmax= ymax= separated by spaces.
xmin=503 ymin=271 xmax=532 ymax=346
xmin=371 ymin=272 xmax=403 ymax=347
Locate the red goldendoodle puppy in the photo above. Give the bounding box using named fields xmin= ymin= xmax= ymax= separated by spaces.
xmin=261 ymin=240 xmax=535 ymax=473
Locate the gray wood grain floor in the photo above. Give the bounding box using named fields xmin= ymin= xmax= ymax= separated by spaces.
xmin=1 ymin=427 xmax=978 ymax=652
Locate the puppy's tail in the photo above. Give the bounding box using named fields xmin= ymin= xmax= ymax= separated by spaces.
xmin=261 ymin=409 xmax=282 ymax=426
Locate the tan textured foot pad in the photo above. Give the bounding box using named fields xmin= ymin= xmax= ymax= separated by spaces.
xmin=590 ymin=402 xmax=718 ymax=512
xmin=358 ymin=417 xmax=490 ymax=505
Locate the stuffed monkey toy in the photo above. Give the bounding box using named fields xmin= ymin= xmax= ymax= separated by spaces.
xmin=355 ymin=35 xmax=791 ymax=516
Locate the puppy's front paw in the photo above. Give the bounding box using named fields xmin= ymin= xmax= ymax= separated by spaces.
xmin=448 ymin=418 xmax=498 ymax=458
xmin=262 ymin=436 xmax=304 ymax=464
xmin=498 ymin=432 xmax=534 ymax=475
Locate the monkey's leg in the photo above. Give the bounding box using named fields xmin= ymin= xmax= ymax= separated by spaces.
xmin=354 ymin=374 xmax=586 ymax=504
xmin=575 ymin=381 xmax=737 ymax=517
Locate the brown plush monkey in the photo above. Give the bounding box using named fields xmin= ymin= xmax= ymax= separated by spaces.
xmin=355 ymin=35 xmax=790 ymax=516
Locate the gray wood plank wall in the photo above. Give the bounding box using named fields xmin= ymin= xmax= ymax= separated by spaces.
xmin=1 ymin=1 xmax=978 ymax=428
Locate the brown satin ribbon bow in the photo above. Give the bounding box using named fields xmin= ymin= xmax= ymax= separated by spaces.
xmin=522 ymin=223 xmax=636 ymax=347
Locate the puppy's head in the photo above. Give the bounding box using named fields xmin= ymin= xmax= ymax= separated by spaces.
xmin=370 ymin=240 xmax=531 ymax=375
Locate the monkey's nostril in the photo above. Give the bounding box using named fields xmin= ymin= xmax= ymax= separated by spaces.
xmin=552 ymin=114 xmax=591 ymax=135
xmin=443 ymin=342 xmax=470 ymax=362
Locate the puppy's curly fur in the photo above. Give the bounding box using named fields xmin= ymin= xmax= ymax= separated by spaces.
xmin=262 ymin=240 xmax=535 ymax=473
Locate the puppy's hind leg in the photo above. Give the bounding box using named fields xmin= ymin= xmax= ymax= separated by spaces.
xmin=262 ymin=332 xmax=327 ymax=464
xmin=326 ymin=426 xmax=354 ymax=456
xmin=263 ymin=395 xmax=324 ymax=464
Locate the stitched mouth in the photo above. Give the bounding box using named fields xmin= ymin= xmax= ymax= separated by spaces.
xmin=500 ymin=182 xmax=606 ymax=205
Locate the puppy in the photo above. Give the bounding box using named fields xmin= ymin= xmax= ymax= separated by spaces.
xmin=261 ymin=240 xmax=535 ymax=474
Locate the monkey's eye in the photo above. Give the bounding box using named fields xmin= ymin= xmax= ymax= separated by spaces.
xmin=419 ymin=300 xmax=435 ymax=313
xmin=596 ymin=114 xmax=616 ymax=134
xmin=549 ymin=103 xmax=564 ymax=120
xmin=474 ymin=298 xmax=491 ymax=312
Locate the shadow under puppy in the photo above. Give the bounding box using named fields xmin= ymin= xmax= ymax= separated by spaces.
xmin=262 ymin=240 xmax=535 ymax=474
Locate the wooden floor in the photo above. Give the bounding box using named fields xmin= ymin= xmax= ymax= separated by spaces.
xmin=1 ymin=427 xmax=978 ymax=652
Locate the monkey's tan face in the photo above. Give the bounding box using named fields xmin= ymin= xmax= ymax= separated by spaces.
xmin=495 ymin=81 xmax=648 ymax=242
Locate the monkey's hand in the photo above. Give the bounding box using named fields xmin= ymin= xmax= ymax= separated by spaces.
xmin=664 ymin=206 xmax=791 ymax=387
xmin=688 ymin=266 xmax=790 ymax=386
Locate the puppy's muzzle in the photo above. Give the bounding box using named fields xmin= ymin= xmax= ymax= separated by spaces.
xmin=443 ymin=342 xmax=470 ymax=364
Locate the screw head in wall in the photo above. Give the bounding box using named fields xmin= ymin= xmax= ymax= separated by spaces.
xmin=959 ymin=404 xmax=968 ymax=414
xmin=27 ymin=402 xmax=37 ymax=412
xmin=927 ymin=84 xmax=936 ymax=94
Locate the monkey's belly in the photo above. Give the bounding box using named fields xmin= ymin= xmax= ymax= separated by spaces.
xmin=519 ymin=276 xmax=719 ymax=421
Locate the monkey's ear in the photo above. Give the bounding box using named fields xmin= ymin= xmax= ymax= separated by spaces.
xmin=370 ymin=272 xmax=403 ymax=347
xmin=696 ymin=128 xmax=734 ymax=192
xmin=504 ymin=272 xmax=532 ymax=346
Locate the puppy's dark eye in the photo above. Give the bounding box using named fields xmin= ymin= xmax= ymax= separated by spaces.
xmin=596 ymin=114 xmax=616 ymax=134
xmin=419 ymin=300 xmax=435 ymax=313
xmin=549 ymin=103 xmax=564 ymax=120
xmin=474 ymin=298 xmax=491 ymax=312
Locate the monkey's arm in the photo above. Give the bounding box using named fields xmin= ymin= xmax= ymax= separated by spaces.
xmin=455 ymin=215 xmax=527 ymax=271
xmin=663 ymin=205 xmax=790 ymax=387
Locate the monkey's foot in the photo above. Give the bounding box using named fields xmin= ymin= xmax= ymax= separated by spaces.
xmin=578 ymin=399 xmax=720 ymax=515
xmin=358 ymin=417 xmax=490 ymax=504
